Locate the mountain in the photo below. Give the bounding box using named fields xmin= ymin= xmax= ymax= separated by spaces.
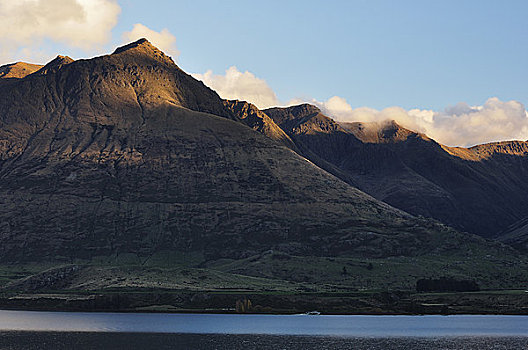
xmin=0 ymin=39 xmax=527 ymax=302
xmin=264 ymin=105 xmax=528 ymax=239
xmin=0 ymin=38 xmax=459 ymax=263
xmin=33 ymin=55 xmax=74 ymax=76
xmin=222 ymin=99 xmax=298 ymax=150
xmin=0 ymin=62 xmax=43 ymax=79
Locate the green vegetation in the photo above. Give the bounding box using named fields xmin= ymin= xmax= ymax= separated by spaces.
xmin=0 ymin=246 xmax=527 ymax=315
xmin=2 ymin=245 xmax=528 ymax=293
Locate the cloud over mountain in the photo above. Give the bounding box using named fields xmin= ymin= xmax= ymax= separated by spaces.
xmin=316 ymin=96 xmax=528 ymax=147
xmin=191 ymin=63 xmax=528 ymax=146
xmin=1 ymin=1 xmax=525 ymax=148
xmin=192 ymin=66 xmax=279 ymax=109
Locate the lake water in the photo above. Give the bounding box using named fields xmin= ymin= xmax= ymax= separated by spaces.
xmin=0 ymin=310 xmax=527 ymax=349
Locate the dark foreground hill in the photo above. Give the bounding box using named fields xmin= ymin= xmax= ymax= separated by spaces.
xmin=0 ymin=40 xmax=526 ymax=306
xmin=264 ymin=105 xmax=528 ymax=240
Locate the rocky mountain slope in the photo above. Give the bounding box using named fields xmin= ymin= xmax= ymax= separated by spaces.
xmin=0 ymin=38 xmax=488 ymax=265
xmin=0 ymin=61 xmax=43 ymax=79
xmin=264 ymin=105 xmax=528 ymax=239
xmin=33 ymin=55 xmax=74 ymax=76
xmin=0 ymin=39 xmax=527 ymax=301
xmin=497 ymin=217 xmax=528 ymax=252
xmin=222 ymin=99 xmax=297 ymax=150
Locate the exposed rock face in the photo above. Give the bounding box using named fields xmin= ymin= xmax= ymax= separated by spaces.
xmin=264 ymin=105 xmax=528 ymax=238
xmin=0 ymin=39 xmax=476 ymax=263
xmin=222 ymin=99 xmax=297 ymax=150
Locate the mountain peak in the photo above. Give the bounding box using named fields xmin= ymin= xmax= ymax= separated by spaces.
xmin=340 ymin=119 xmax=428 ymax=144
xmin=113 ymin=38 xmax=152 ymax=53
xmin=223 ymin=99 xmax=298 ymax=150
xmin=263 ymin=103 xmax=322 ymax=127
xmin=34 ymin=55 xmax=74 ymax=75
xmin=285 ymin=103 xmax=322 ymax=116
xmin=112 ymin=38 xmax=174 ymax=62
xmin=111 ymin=38 xmax=176 ymax=67
xmin=56 ymin=55 xmax=74 ymax=61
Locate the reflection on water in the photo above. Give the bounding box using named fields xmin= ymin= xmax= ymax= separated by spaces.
xmin=0 ymin=311 xmax=527 ymax=349
xmin=0 ymin=332 xmax=527 ymax=350
xmin=0 ymin=310 xmax=527 ymax=336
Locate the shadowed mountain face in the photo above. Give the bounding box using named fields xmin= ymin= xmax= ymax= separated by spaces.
xmin=0 ymin=38 xmax=488 ymax=263
xmin=497 ymin=218 xmax=528 ymax=252
xmin=264 ymin=105 xmax=528 ymax=239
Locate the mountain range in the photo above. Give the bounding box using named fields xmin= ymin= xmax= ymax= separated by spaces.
xmin=262 ymin=105 xmax=528 ymax=248
xmin=0 ymin=39 xmax=526 ymax=297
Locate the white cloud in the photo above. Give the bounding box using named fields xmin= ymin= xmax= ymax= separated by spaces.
xmin=190 ymin=64 xmax=528 ymax=146
xmin=0 ymin=0 xmax=120 ymax=61
xmin=312 ymin=95 xmax=528 ymax=147
xmin=122 ymin=23 xmax=179 ymax=58
xmin=1 ymin=3 xmax=522 ymax=148
xmin=0 ymin=46 xmax=52 ymax=65
xmin=192 ymin=66 xmax=279 ymax=109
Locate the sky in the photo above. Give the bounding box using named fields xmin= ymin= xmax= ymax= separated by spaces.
xmin=0 ymin=0 xmax=527 ymax=147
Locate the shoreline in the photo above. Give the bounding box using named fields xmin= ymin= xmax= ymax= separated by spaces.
xmin=1 ymin=307 xmax=528 ymax=317
xmin=1 ymin=289 xmax=527 ymax=316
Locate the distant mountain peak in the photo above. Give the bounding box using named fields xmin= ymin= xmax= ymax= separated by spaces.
xmin=265 ymin=103 xmax=347 ymax=137
xmin=444 ymin=140 xmax=528 ymax=161
xmin=0 ymin=61 xmax=44 ymax=79
xmin=282 ymin=103 xmax=322 ymax=116
xmin=223 ymin=99 xmax=298 ymax=150
xmin=264 ymin=103 xmax=321 ymax=125
xmin=112 ymin=38 xmax=174 ymax=64
xmin=340 ymin=119 xmax=429 ymax=144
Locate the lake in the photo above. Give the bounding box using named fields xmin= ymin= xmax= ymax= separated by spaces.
xmin=0 ymin=310 xmax=527 ymax=349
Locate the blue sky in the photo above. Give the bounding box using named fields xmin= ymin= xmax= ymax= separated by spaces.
xmin=112 ymin=0 xmax=528 ymax=111
xmin=0 ymin=0 xmax=527 ymax=146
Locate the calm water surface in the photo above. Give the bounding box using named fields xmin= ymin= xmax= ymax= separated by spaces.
xmin=0 ymin=310 xmax=527 ymax=349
